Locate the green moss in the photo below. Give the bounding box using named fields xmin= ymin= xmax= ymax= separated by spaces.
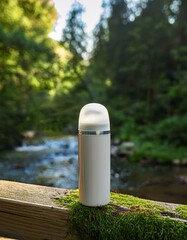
xmin=110 ymin=192 xmax=165 ymax=213
xmin=55 ymin=190 xmax=187 ymax=240
xmin=176 ymin=205 xmax=187 ymax=219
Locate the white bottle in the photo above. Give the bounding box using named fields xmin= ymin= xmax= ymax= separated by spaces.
xmin=78 ymin=103 xmax=110 ymax=206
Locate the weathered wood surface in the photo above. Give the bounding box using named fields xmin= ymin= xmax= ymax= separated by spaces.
xmin=0 ymin=180 xmax=72 ymax=240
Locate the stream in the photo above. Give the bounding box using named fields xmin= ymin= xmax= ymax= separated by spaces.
xmin=0 ymin=136 xmax=186 ymax=204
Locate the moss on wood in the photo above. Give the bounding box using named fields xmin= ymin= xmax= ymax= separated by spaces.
xmin=176 ymin=205 xmax=187 ymax=219
xmin=55 ymin=190 xmax=187 ymax=240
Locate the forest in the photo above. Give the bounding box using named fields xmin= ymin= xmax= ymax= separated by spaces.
xmin=0 ymin=0 xmax=187 ymax=163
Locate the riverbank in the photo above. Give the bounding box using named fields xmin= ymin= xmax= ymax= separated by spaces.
xmin=2 ymin=126 xmax=187 ymax=167
xmin=21 ymin=129 xmax=187 ymax=166
xmin=112 ymin=139 xmax=187 ymax=166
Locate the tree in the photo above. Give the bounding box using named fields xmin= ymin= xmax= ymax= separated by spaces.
xmin=61 ymin=2 xmax=92 ymax=97
xmin=167 ymin=0 xmax=187 ymax=115
xmin=51 ymin=1 xmax=94 ymax=130
xmin=89 ymin=0 xmax=132 ymax=105
xmin=0 ymin=0 xmax=58 ymax=149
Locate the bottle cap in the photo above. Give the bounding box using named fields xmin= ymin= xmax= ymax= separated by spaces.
xmin=78 ymin=103 xmax=110 ymax=133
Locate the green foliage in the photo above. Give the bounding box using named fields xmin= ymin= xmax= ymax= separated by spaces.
xmin=111 ymin=114 xmax=187 ymax=163
xmin=62 ymin=2 xmax=87 ymax=63
xmin=130 ymin=141 xmax=187 ymax=164
xmin=0 ymin=0 xmax=61 ymax=149
xmin=1 ymin=0 xmax=187 ymax=154
xmin=60 ymin=2 xmax=94 ymax=100
xmin=56 ymin=190 xmax=187 ymax=240
xmin=75 ymin=0 xmax=187 ymax=163
xmin=155 ymin=116 xmax=187 ymax=146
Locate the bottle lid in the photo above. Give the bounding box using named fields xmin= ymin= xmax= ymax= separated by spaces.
xmin=78 ymin=103 xmax=110 ymax=132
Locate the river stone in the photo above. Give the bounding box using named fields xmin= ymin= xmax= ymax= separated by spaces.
xmin=118 ymin=141 xmax=136 ymax=156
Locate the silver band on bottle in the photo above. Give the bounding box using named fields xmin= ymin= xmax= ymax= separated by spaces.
xmin=79 ymin=130 xmax=110 ymax=135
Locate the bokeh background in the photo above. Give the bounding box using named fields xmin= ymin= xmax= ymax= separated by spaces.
xmin=0 ymin=0 xmax=187 ymax=204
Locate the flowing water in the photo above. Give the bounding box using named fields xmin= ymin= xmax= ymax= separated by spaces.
xmin=0 ymin=136 xmax=186 ymax=204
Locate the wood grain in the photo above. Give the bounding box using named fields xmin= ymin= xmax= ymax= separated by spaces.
xmin=0 ymin=181 xmax=72 ymax=240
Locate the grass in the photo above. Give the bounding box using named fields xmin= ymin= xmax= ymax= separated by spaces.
xmin=55 ymin=190 xmax=187 ymax=240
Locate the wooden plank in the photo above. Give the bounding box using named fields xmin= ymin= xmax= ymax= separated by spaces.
xmin=0 ymin=238 xmax=16 ymax=240
xmin=0 ymin=181 xmax=73 ymax=240
xmin=0 ymin=237 xmax=16 ymax=240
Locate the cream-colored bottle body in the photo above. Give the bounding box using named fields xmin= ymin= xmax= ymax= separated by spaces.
xmin=78 ymin=133 xmax=110 ymax=206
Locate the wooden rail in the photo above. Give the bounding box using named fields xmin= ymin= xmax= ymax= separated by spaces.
xmin=0 ymin=180 xmax=186 ymax=240
xmin=0 ymin=181 xmax=72 ymax=240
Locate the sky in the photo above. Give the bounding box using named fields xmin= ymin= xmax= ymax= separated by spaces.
xmin=49 ymin=0 xmax=104 ymax=41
